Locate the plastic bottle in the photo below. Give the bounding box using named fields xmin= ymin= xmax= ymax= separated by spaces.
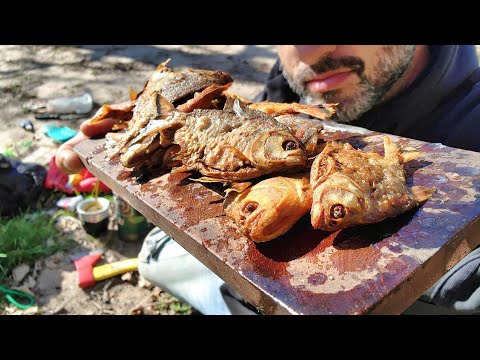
xmin=46 ymin=93 xmax=93 ymax=114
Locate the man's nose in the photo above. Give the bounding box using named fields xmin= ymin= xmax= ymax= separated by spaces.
xmin=295 ymin=45 xmax=337 ymax=65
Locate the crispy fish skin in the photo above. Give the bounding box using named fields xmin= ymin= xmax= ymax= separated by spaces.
xmin=173 ymin=108 xmax=307 ymax=181
xmin=176 ymin=83 xmax=232 ymax=112
xmin=118 ymin=96 xmax=184 ymax=168
xmin=224 ymin=176 xmax=312 ymax=242
xmin=144 ymin=68 xmax=233 ymax=105
xmin=117 ymin=62 xmax=233 ymax=152
xmin=310 ymin=136 xmax=435 ymax=231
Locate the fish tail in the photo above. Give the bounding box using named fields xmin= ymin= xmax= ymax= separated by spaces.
xmin=129 ymin=86 xmax=138 ymax=101
xmin=411 ymin=186 xmax=436 ymax=203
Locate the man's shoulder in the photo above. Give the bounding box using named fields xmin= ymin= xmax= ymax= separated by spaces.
xmin=439 ymin=68 xmax=480 ymax=152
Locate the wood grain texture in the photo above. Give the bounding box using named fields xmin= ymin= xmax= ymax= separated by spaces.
xmin=75 ymin=131 xmax=480 ymax=314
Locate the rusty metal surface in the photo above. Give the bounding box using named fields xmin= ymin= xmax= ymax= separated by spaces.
xmin=75 ymin=131 xmax=480 ymax=314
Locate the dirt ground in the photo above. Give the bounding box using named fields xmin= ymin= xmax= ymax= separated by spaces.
xmin=0 ymin=45 xmax=277 ymax=315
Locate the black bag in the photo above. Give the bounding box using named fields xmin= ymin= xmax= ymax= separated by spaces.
xmin=0 ymin=154 xmax=47 ymax=217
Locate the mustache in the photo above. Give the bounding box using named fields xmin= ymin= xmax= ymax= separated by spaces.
xmin=297 ymin=56 xmax=365 ymax=82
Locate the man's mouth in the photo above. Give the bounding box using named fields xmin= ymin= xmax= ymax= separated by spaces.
xmin=306 ymin=70 xmax=355 ymax=93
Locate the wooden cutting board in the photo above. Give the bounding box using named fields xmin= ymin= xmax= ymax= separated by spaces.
xmin=75 ymin=128 xmax=480 ymax=314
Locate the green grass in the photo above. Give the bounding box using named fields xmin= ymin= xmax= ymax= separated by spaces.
xmin=1 ymin=140 xmax=34 ymax=159
xmin=156 ymin=293 xmax=193 ymax=315
xmin=0 ymin=211 xmax=71 ymax=284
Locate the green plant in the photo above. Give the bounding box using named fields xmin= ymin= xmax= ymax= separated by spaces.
xmin=0 ymin=211 xmax=71 ymax=283
xmin=1 ymin=140 xmax=34 ymax=159
xmin=156 ymin=294 xmax=193 ymax=315
xmin=2 ymin=144 xmax=17 ymax=158
xmin=171 ymin=301 xmax=192 ymax=315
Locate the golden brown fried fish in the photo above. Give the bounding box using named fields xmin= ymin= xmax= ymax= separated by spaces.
xmin=117 ymin=59 xmax=233 ymax=152
xmin=310 ymin=136 xmax=435 ymax=231
xmin=173 ymin=99 xmax=308 ymax=181
xmin=224 ymin=175 xmax=312 ymax=242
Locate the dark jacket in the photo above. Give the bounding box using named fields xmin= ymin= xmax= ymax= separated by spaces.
xmin=255 ymin=45 xmax=480 ymax=152
xmin=255 ymin=45 xmax=480 ymax=313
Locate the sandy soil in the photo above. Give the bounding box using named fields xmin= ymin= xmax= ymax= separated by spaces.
xmin=0 ymin=45 xmax=276 ymax=315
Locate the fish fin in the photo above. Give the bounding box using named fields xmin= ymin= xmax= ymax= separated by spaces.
xmin=156 ymin=58 xmax=172 ymax=72
xmin=129 ymin=86 xmax=138 ymax=101
xmin=156 ymin=93 xmax=176 ymax=118
xmin=383 ymin=136 xmax=401 ymax=158
xmin=317 ymin=103 xmax=338 ymax=117
xmin=190 ymin=176 xmax=232 ymax=185
xmin=223 ymin=95 xmax=235 ymax=110
xmin=177 ymin=83 xmax=233 ymax=112
xmin=384 ymin=136 xmax=422 ymax=162
xmin=228 ymin=182 xmax=252 ymax=194
xmin=232 ymin=98 xmax=251 ymax=117
xmin=86 ymin=104 xmax=110 ymax=125
xmin=400 ymin=150 xmax=422 ymax=163
xmin=411 ymin=186 xmax=436 ymax=203
xmin=170 ymin=165 xmax=190 ymax=174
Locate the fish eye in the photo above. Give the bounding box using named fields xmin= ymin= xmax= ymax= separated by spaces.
xmin=282 ymin=140 xmax=298 ymax=151
xmin=242 ymin=201 xmax=259 ymax=216
xmin=330 ymin=204 xmax=346 ymax=219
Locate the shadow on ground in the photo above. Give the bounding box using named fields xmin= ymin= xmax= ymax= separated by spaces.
xmin=75 ymin=45 xmax=277 ymax=83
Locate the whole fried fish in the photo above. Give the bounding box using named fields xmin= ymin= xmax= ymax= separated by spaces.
xmin=224 ymin=175 xmax=312 ymax=242
xmin=118 ymin=96 xmax=184 ymax=168
xmin=310 ymin=136 xmax=435 ymax=231
xmin=117 ymin=60 xmax=233 ymax=151
xmin=173 ymin=100 xmax=308 ymax=181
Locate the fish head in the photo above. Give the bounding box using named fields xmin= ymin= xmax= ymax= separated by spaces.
xmin=250 ymin=131 xmax=307 ymax=171
xmin=225 ymin=176 xmax=311 ymax=242
xmin=229 ymin=185 xmax=288 ymax=242
xmin=311 ymin=176 xmax=367 ymax=231
xmin=238 ymin=196 xmax=279 ymax=242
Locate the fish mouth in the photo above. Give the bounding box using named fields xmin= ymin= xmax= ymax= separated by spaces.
xmin=259 ymin=154 xmax=306 ymax=173
xmin=244 ymin=209 xmax=267 ymax=241
xmin=312 ymin=206 xmax=341 ymax=231
xmin=284 ymin=151 xmax=308 ymax=165
xmin=311 ymin=206 xmax=324 ymax=230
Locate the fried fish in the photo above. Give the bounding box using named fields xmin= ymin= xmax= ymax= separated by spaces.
xmin=224 ymin=175 xmax=312 ymax=242
xmin=310 ymin=136 xmax=435 ymax=231
xmin=173 ymin=99 xmax=308 ymax=181
xmin=117 ymin=59 xmax=233 ymax=152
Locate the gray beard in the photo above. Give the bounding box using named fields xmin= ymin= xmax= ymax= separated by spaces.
xmin=281 ymin=46 xmax=416 ymax=123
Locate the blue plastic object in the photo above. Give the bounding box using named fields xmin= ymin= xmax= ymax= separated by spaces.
xmin=42 ymin=125 xmax=77 ymax=143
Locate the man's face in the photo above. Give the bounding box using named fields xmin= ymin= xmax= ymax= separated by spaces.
xmin=277 ymin=45 xmax=416 ymax=123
